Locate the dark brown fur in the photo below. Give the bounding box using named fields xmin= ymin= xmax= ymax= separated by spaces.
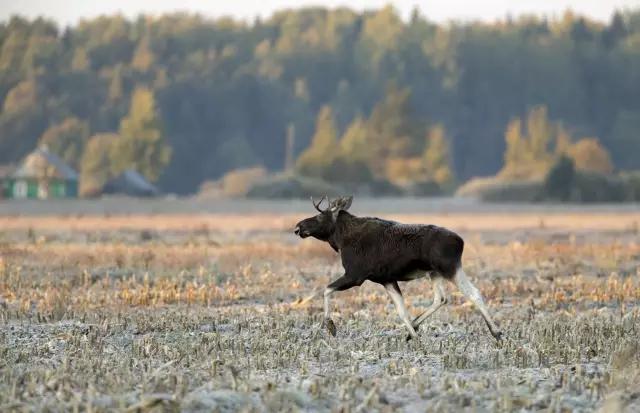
xmin=295 ymin=208 xmax=463 ymax=289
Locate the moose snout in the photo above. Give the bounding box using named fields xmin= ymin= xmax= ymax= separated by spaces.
xmin=294 ymin=224 xmax=310 ymax=238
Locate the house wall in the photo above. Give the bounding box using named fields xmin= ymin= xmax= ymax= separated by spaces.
xmin=50 ymin=180 xmax=64 ymax=197
xmin=49 ymin=180 xmax=77 ymax=198
xmin=6 ymin=179 xmax=78 ymax=199
xmin=66 ymin=181 xmax=78 ymax=197
xmin=7 ymin=179 xmax=33 ymax=199
xmin=27 ymin=181 xmax=38 ymax=198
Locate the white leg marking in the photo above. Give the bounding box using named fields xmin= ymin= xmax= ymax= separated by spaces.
xmin=454 ymin=268 xmax=502 ymax=339
xmin=322 ymin=287 xmax=338 ymax=336
xmin=412 ymin=276 xmax=447 ymax=329
xmin=384 ymin=282 xmax=418 ymax=338
xmin=323 ymin=287 xmax=334 ymax=320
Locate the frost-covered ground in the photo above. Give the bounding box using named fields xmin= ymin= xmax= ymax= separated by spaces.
xmin=0 ymin=200 xmax=639 ymax=411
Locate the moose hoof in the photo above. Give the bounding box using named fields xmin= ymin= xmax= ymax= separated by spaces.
xmin=406 ymin=332 xmax=419 ymax=342
xmin=324 ymin=318 xmax=337 ymax=336
xmin=406 ymin=324 xmax=421 ymax=341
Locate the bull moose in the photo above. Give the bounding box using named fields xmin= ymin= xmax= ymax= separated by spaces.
xmin=294 ymin=196 xmax=502 ymax=341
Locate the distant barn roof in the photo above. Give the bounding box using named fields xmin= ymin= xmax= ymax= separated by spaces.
xmin=103 ymin=169 xmax=159 ymax=197
xmin=13 ymin=146 xmax=78 ymax=180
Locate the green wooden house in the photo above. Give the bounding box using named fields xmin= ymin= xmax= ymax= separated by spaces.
xmin=0 ymin=165 xmax=14 ymax=199
xmin=5 ymin=146 xmax=78 ymax=199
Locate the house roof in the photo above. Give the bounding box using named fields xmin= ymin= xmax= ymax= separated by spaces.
xmin=12 ymin=146 xmax=78 ymax=180
xmin=103 ymin=169 xmax=159 ymax=197
xmin=0 ymin=164 xmax=15 ymax=179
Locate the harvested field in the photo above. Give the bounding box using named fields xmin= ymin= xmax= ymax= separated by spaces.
xmin=0 ymin=200 xmax=639 ymax=411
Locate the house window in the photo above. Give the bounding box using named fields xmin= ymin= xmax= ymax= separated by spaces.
xmin=14 ymin=180 xmax=27 ymax=198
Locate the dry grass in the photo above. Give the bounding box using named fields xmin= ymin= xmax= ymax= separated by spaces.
xmin=1 ymin=211 xmax=639 ymax=411
xmin=1 ymin=211 xmax=639 ymax=232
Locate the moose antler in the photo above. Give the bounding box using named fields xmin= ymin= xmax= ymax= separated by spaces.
xmin=329 ymin=196 xmax=353 ymax=212
xmin=311 ymin=195 xmax=328 ymax=212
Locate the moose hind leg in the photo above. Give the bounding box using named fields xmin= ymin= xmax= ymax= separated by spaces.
xmin=412 ymin=276 xmax=447 ymax=330
xmin=384 ymin=281 xmax=419 ymax=340
xmin=454 ymin=267 xmax=503 ymax=341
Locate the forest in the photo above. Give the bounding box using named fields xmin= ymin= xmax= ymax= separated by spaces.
xmin=0 ymin=6 xmax=639 ymax=195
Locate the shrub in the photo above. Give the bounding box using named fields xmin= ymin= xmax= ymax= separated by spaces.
xmin=220 ymin=167 xmax=268 ymax=198
xmin=543 ymin=156 xmax=576 ymax=201
xmin=456 ymin=176 xmax=542 ymax=202
xmin=620 ymin=172 xmax=640 ymax=201
xmin=246 ymin=173 xmax=344 ymax=199
xmin=365 ymin=179 xmax=404 ymax=196
xmin=404 ymin=180 xmax=443 ymax=197
xmin=481 ymin=180 xmax=543 ymax=202
xmin=323 ymin=157 xmax=373 ymax=185
xmin=567 ymin=138 xmax=614 ymax=174
xmin=570 ymin=172 xmax=627 ymax=203
xmin=198 ymin=167 xmax=268 ymax=198
xmin=383 ymin=157 xmax=424 ymax=185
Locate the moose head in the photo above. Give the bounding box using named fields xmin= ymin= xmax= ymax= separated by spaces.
xmin=294 ymin=196 xmax=353 ymax=240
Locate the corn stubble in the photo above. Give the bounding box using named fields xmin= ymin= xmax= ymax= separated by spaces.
xmin=0 ymin=213 xmax=639 ymax=412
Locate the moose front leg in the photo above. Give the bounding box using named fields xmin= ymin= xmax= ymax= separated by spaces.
xmin=384 ymin=281 xmax=419 ymax=340
xmin=323 ymin=275 xmax=361 ymax=336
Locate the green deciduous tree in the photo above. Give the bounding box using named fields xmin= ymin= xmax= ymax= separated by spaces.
xmin=567 ymin=138 xmax=614 ymax=174
xmin=526 ymin=106 xmax=553 ymax=162
xmin=112 ymin=86 xmax=172 ymax=182
xmin=71 ymin=47 xmax=89 ymax=71
xmin=555 ymin=124 xmax=572 ymax=155
xmin=361 ymin=5 xmax=403 ymax=67
xmin=367 ymin=83 xmax=421 ymax=179
xmin=39 ymin=117 xmax=89 ymax=168
xmin=544 ymin=155 xmax=576 ymax=201
xmin=323 ymin=116 xmax=373 ymax=184
xmin=3 ymin=79 xmax=38 ymax=113
xmin=422 ymin=124 xmax=454 ymax=185
xmin=610 ymin=110 xmax=640 ymax=170
xmin=504 ymin=118 xmax=525 ymax=167
xmin=501 ymin=106 xmax=564 ymax=179
xmin=131 ymin=35 xmax=155 ymax=72
xmin=108 ymin=65 xmax=124 ymax=102
xmin=338 ymin=116 xmax=370 ymax=163
xmin=296 ymin=105 xmax=338 ymax=178
xmin=79 ymin=133 xmax=118 ymax=197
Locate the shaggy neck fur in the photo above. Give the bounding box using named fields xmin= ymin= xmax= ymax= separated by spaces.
xmin=327 ymin=210 xmax=357 ymax=252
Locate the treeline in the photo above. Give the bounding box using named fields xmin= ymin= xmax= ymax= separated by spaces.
xmin=457 ymin=104 xmax=632 ymax=203
xmin=294 ymin=84 xmax=454 ymax=194
xmin=0 ymin=7 xmax=639 ymax=194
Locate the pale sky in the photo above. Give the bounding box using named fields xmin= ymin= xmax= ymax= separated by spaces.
xmin=1 ymin=0 xmax=639 ymax=27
